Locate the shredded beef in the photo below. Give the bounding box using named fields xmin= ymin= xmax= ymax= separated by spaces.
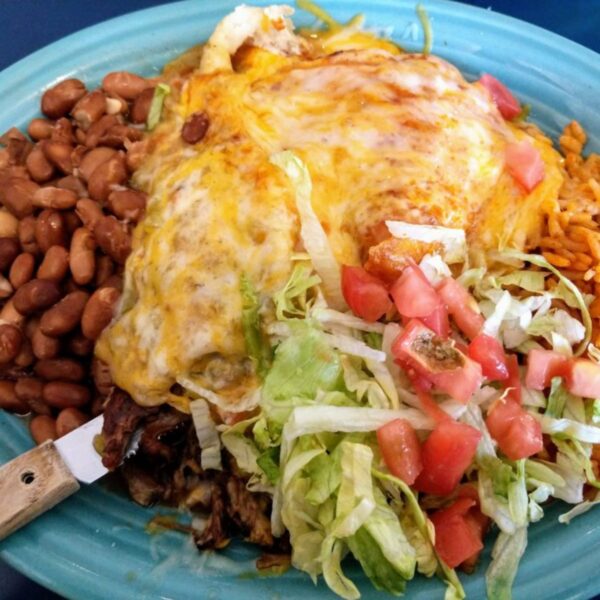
xmin=121 ymin=462 xmax=166 ymax=506
xmin=139 ymin=409 xmax=190 ymax=463
xmin=194 ymin=481 xmax=231 ymax=550
xmin=101 ymin=389 xmax=155 ymax=470
xmin=225 ymin=476 xmax=274 ymax=547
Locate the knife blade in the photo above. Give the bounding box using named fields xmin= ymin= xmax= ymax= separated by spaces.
xmin=0 ymin=414 xmax=139 ymax=540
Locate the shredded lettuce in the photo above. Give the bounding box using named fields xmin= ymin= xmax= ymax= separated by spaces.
xmin=419 ymin=253 xmax=452 ymax=286
xmin=262 ymin=321 xmax=343 ymax=422
xmin=190 ymin=398 xmax=222 ymax=470
xmin=323 ymin=332 xmax=387 ymax=363
xmin=497 ymin=250 xmax=592 ymax=355
xmin=386 ymin=220 xmax=465 ymax=263
xmin=271 ymin=151 xmax=346 ymax=310
xmin=274 ymin=262 xmax=321 ymax=321
xmin=146 ymin=83 xmax=170 ymax=131
xmin=240 ymin=274 xmax=272 ymax=378
xmin=539 ymin=415 xmax=600 ymax=443
xmin=559 ymin=489 xmax=600 ymax=524
xmin=373 ymin=470 xmax=465 ymax=600
xmin=415 ymin=3 xmax=433 ymax=55
xmin=312 ymin=307 xmax=385 ymax=334
xmin=497 ymin=270 xmax=547 ymax=293
xmin=546 ymin=377 xmax=570 ymax=418
xmin=486 ymin=528 xmax=528 ymax=600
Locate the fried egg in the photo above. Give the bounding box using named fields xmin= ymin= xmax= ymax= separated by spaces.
xmin=95 ymin=5 xmax=563 ymax=412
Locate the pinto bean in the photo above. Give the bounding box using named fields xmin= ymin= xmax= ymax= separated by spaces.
xmin=19 ymin=216 xmax=39 ymax=254
xmin=25 ymin=146 xmax=55 ymax=182
xmin=0 ymin=237 xmax=21 ymax=271
xmin=1 ymin=128 xmax=32 ymax=165
xmin=105 ymin=96 xmax=127 ymax=115
xmin=14 ymin=338 xmax=34 ymax=368
xmin=102 ymin=72 xmax=151 ymax=101
xmin=56 ymin=407 xmax=88 ymax=437
xmin=50 ymin=118 xmax=76 ymax=145
xmin=0 ymin=275 xmax=12 ymax=298
xmin=42 ymin=140 xmax=73 ymax=174
xmin=93 ymin=215 xmax=131 ymax=263
xmin=99 ymin=274 xmax=123 ymax=291
xmin=77 ymin=146 xmax=117 ymax=182
xmin=13 ymin=278 xmax=61 ymax=315
xmin=0 ymin=299 xmax=25 ymax=328
xmin=95 ymin=255 xmax=114 ymax=286
xmin=0 ymin=210 xmax=19 ymax=238
xmin=98 ymin=125 xmax=143 ymax=149
xmin=35 ymin=209 xmax=67 ymax=252
xmin=41 ymin=78 xmax=87 ymax=119
xmin=31 ymin=325 xmax=60 ymax=360
xmin=64 ymin=211 xmax=82 ymax=236
xmin=92 ymin=357 xmax=113 ymax=396
xmin=15 ymin=377 xmax=49 ymax=415
xmin=69 ymin=227 xmax=96 ymax=285
xmin=56 ymin=174 xmax=88 ymax=198
xmin=75 ymin=198 xmax=103 ymax=231
xmin=87 ymin=153 xmax=127 ymax=202
xmin=37 ymin=245 xmax=69 ymax=282
xmin=181 ymin=111 xmax=209 ymax=144
xmin=30 ymin=415 xmax=58 ymax=443
xmin=67 ymin=330 xmax=94 ymax=356
xmin=27 ymin=118 xmax=53 ymax=141
xmin=84 ymin=114 xmax=121 ymax=149
xmin=107 ymin=189 xmax=147 ymax=222
xmin=3 ymin=177 xmax=38 ymax=218
xmin=0 ymin=323 xmax=22 ymax=363
xmin=130 ymin=87 xmax=155 ymax=124
xmin=9 ymin=252 xmax=35 ymax=288
xmin=125 ymin=140 xmax=147 ymax=171
xmin=72 ymin=90 xmax=106 ymax=130
xmin=39 ymin=290 xmax=89 ymax=336
xmin=32 ymin=186 xmax=78 ymax=210
xmin=0 ymin=380 xmax=28 ymax=413
xmin=81 ymin=286 xmax=119 ymax=340
xmin=43 ymin=381 xmax=90 ymax=408
xmin=35 ymin=358 xmax=85 ymax=382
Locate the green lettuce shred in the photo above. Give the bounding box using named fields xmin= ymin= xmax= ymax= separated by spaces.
xmin=240 ymin=274 xmax=272 ymax=378
xmin=146 ymin=83 xmax=171 ymax=131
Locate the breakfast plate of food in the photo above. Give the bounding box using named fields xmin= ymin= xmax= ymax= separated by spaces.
xmin=1 ymin=1 xmax=600 ymax=599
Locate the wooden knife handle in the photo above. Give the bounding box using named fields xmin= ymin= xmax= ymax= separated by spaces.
xmin=0 ymin=441 xmax=79 ymax=541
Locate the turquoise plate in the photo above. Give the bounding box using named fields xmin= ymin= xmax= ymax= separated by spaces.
xmin=1 ymin=1 xmax=600 ymax=598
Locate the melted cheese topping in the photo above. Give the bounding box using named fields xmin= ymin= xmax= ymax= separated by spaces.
xmin=95 ymin=9 xmax=563 ymax=411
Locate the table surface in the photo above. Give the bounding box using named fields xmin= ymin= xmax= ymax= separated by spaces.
xmin=0 ymin=0 xmax=599 ymax=598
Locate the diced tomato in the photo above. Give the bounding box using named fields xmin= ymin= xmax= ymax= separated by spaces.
xmin=416 ymin=388 xmax=451 ymax=424
xmin=391 ymin=262 xmax=441 ymax=318
xmin=341 ymin=265 xmax=392 ymax=322
xmin=397 ymin=356 xmax=434 ymax=392
xmin=430 ymin=496 xmax=484 ymax=568
xmin=504 ymin=354 xmax=522 ymax=403
xmin=478 ymin=73 xmax=521 ymax=120
xmin=468 ymin=334 xmax=509 ymax=381
xmin=421 ymin=303 xmax=450 ymax=338
xmin=437 ymin=278 xmax=484 ymax=340
xmin=525 ymin=349 xmax=569 ymax=390
xmin=486 ymin=398 xmax=543 ymax=460
xmin=377 ymin=419 xmax=423 ymax=485
xmin=505 ymin=141 xmax=545 ymax=192
xmin=393 ymin=319 xmax=483 ymax=403
xmin=414 ymin=420 xmax=482 ymax=495
xmin=565 ymin=358 xmax=600 ymax=398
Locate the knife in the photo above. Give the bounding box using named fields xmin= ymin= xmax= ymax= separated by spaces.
xmin=0 ymin=415 xmax=134 ymax=541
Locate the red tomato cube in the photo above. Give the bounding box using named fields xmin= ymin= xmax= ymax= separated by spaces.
xmin=525 ymin=349 xmax=569 ymax=390
xmin=565 ymin=358 xmax=600 ymax=398
xmin=479 ymin=73 xmax=521 ymax=120
xmin=437 ymin=278 xmax=484 ymax=340
xmin=391 ymin=263 xmax=441 ymax=318
xmin=468 ymin=334 xmax=509 ymax=381
xmin=377 ymin=419 xmax=423 ymax=485
xmin=414 ymin=420 xmax=481 ymax=496
xmin=341 ymin=265 xmax=392 ymax=322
